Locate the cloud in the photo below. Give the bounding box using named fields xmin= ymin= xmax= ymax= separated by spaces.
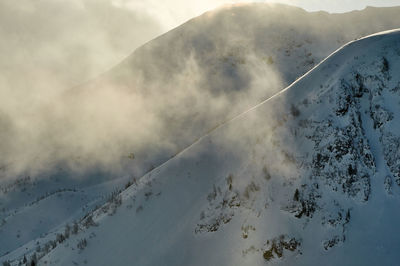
xmin=0 ymin=2 xmax=287 ymax=178
xmin=1 ymin=1 xmax=400 ymax=180
xmin=0 ymin=0 xmax=164 ymax=178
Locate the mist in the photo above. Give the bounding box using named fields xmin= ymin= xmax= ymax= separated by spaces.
xmin=1 ymin=2 xmax=400 ymax=180
xmin=0 ymin=0 xmax=162 ymax=178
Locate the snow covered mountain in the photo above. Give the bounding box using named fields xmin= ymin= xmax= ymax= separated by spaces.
xmin=8 ymin=29 xmax=400 ymax=266
xmin=2 ymin=4 xmax=400 ymax=265
xmin=88 ymin=3 xmax=400 ymax=174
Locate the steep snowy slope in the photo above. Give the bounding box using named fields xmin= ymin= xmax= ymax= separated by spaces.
xmin=18 ymin=30 xmax=400 ymax=266
xmin=2 ymin=4 xmax=400 ymax=264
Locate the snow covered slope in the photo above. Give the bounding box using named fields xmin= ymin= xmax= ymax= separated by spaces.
xmin=2 ymin=4 xmax=400 ymax=265
xmin=19 ymin=30 xmax=400 ymax=266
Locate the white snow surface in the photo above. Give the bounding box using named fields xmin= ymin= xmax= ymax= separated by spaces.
xmin=21 ymin=30 xmax=400 ymax=266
